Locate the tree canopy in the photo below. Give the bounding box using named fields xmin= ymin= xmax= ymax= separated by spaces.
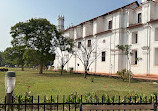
xmin=10 ymin=18 xmax=59 ymax=74
xmin=3 ymin=46 xmax=25 ymax=70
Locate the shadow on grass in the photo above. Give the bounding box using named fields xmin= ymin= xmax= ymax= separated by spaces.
xmin=34 ymin=72 xmax=82 ymax=78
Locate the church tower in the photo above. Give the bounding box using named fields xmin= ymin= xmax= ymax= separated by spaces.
xmin=57 ymin=15 xmax=64 ymax=32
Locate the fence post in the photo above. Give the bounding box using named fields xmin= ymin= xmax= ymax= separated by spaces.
xmin=6 ymin=92 xmax=13 ymax=111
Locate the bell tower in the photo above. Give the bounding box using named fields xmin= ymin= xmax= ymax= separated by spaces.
xmin=57 ymin=15 xmax=64 ymax=32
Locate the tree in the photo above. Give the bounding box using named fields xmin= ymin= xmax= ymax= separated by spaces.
xmin=75 ymin=40 xmax=102 ymax=78
xmin=10 ymin=18 xmax=59 ymax=74
xmin=23 ymin=49 xmax=55 ymax=70
xmin=116 ymin=44 xmax=142 ymax=85
xmin=55 ymin=35 xmax=74 ymax=75
xmin=3 ymin=46 xmax=25 ymax=71
xmin=0 ymin=51 xmax=6 ymax=66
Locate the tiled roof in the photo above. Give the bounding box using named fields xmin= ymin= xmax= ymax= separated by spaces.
xmin=64 ymin=1 xmax=139 ymax=32
xmin=134 ymin=6 xmax=142 ymax=10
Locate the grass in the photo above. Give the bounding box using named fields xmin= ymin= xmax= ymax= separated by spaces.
xmin=0 ymin=68 xmax=158 ymax=101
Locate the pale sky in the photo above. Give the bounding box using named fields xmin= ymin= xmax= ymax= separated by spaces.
xmin=0 ymin=0 xmax=141 ymax=51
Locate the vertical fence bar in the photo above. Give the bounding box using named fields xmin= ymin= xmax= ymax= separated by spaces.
xmin=80 ymin=95 xmax=83 ymax=111
xmin=44 ymin=96 xmax=46 ymax=111
xmin=124 ymin=96 xmax=126 ymax=104
xmin=57 ymin=95 xmax=58 ymax=111
xmin=63 ymin=95 xmax=65 ymax=111
xmin=18 ymin=95 xmax=20 ymax=111
xmin=119 ymin=96 xmax=120 ymax=104
xmin=135 ymin=96 xmax=137 ymax=103
xmin=5 ymin=96 xmax=6 ymax=111
xmin=69 ymin=95 xmax=70 ymax=111
xmin=32 ymin=96 xmax=33 ymax=110
xmin=129 ymin=96 xmax=131 ymax=104
xmin=118 ymin=96 xmax=120 ymax=111
xmin=145 ymin=96 xmax=147 ymax=103
xmin=38 ymin=96 xmax=39 ymax=111
xmin=124 ymin=96 xmax=126 ymax=111
xmin=151 ymin=96 xmax=153 ymax=103
xmin=11 ymin=96 xmax=13 ymax=111
xmin=155 ymin=96 xmax=157 ymax=111
xmin=107 ymin=96 xmax=109 ymax=104
xmin=25 ymin=96 xmax=26 ymax=111
xmin=50 ymin=95 xmax=52 ymax=111
xmin=101 ymin=96 xmax=103 ymax=111
xmin=140 ymin=96 xmax=142 ymax=103
xmin=75 ymin=95 xmax=76 ymax=111
xmin=113 ymin=96 xmax=115 ymax=103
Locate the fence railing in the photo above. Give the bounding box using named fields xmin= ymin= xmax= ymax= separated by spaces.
xmin=0 ymin=95 xmax=157 ymax=111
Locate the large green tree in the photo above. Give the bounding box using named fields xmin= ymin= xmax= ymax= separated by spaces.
xmin=10 ymin=18 xmax=58 ymax=74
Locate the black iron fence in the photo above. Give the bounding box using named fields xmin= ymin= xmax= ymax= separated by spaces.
xmin=0 ymin=95 xmax=157 ymax=111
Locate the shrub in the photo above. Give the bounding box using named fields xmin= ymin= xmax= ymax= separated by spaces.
xmin=69 ymin=67 xmax=74 ymax=74
xmin=90 ymin=77 xmax=94 ymax=82
xmin=116 ymin=69 xmax=133 ymax=81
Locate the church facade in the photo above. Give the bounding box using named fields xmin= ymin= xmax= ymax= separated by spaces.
xmin=54 ymin=0 xmax=158 ymax=75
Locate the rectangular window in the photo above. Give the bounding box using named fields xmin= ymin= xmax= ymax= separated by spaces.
xmin=138 ymin=13 xmax=142 ymax=23
xmin=155 ymin=28 xmax=158 ymax=41
xmin=155 ymin=48 xmax=158 ymax=66
xmin=131 ymin=50 xmax=138 ymax=65
xmin=132 ymin=32 xmax=138 ymax=44
xmin=108 ymin=20 xmax=112 ymax=29
xmin=102 ymin=51 xmax=106 ymax=62
xmin=87 ymin=40 xmax=91 ymax=47
xmin=78 ymin=42 xmax=81 ymax=48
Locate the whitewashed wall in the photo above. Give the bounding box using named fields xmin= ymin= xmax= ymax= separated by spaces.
xmin=54 ymin=0 xmax=158 ymax=75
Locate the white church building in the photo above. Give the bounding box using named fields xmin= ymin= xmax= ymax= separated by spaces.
xmin=54 ymin=0 xmax=158 ymax=75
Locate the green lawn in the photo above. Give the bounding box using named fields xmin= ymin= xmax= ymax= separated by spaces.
xmin=0 ymin=68 xmax=158 ymax=101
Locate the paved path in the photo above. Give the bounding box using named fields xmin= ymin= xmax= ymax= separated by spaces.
xmin=74 ymin=71 xmax=158 ymax=82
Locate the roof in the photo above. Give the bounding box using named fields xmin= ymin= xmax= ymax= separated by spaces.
xmin=134 ymin=6 xmax=142 ymax=10
xmin=126 ymin=23 xmax=143 ymax=29
xmin=64 ymin=1 xmax=140 ymax=32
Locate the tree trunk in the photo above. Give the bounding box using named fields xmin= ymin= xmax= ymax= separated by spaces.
xmin=84 ymin=68 xmax=87 ymax=78
xmin=61 ymin=65 xmax=64 ymax=75
xmin=21 ymin=65 xmax=24 ymax=71
xmin=127 ymin=56 xmax=131 ymax=86
xmin=39 ymin=64 xmax=43 ymax=74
